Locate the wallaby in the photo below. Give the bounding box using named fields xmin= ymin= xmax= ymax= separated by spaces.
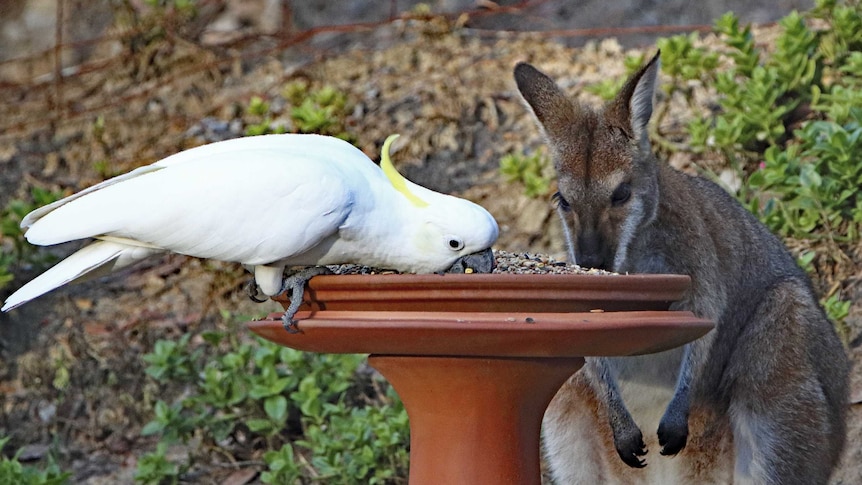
xmin=514 ymin=53 xmax=850 ymax=484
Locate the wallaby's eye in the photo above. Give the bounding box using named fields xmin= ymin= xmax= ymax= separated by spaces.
xmin=445 ymin=235 xmax=465 ymax=251
xmin=611 ymin=183 xmax=632 ymax=206
xmin=552 ymin=192 xmax=571 ymax=212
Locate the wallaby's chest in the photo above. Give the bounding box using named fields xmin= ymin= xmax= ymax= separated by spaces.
xmin=607 ymin=347 xmax=685 ymax=429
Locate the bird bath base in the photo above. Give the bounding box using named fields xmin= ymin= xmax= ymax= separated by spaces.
xmin=369 ymin=354 xmax=583 ymax=484
xmin=246 ymin=274 xmax=712 ymax=485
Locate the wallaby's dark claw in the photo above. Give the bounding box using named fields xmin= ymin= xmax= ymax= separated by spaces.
xmin=657 ymin=410 xmax=689 ymax=456
xmin=621 ymin=451 xmax=647 ymax=468
xmin=614 ymin=428 xmax=648 ymax=468
xmin=658 ymin=423 xmax=688 ymax=456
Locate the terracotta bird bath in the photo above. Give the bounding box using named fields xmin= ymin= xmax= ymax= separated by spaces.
xmin=247 ymin=273 xmax=712 ymax=485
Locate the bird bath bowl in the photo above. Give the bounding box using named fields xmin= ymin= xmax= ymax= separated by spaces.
xmin=246 ymin=273 xmax=712 ymax=485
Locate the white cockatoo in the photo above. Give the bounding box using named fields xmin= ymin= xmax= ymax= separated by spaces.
xmin=1 ymin=134 xmax=499 ymax=330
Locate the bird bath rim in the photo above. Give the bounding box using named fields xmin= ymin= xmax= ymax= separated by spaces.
xmin=274 ymin=272 xmax=692 ymax=314
xmin=248 ymin=309 xmax=711 ymax=357
xmin=249 ymin=272 xmax=712 ymax=358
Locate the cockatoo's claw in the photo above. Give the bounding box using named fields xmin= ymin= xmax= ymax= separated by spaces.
xmin=245 ymin=279 xmax=268 ymax=303
xmin=279 ymin=266 xmax=334 ymax=295
xmin=278 ymin=266 xmax=334 ymax=334
xmin=281 ymin=313 xmax=301 ymax=334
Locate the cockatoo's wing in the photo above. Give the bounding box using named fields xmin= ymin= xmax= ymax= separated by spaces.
xmin=23 ymin=134 xmax=364 ymax=265
xmin=21 ymin=165 xmax=166 ymax=230
xmin=20 ymin=137 xmax=216 ymax=230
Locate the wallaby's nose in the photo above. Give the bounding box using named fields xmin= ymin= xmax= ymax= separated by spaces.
xmin=577 ymin=232 xmax=606 ymax=270
xmin=578 ymin=252 xmax=605 ymax=270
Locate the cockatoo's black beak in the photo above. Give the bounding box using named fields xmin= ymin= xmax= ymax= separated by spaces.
xmin=445 ymin=247 xmax=496 ymax=274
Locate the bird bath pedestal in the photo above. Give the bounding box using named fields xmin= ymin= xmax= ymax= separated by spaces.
xmin=247 ymin=274 xmax=712 ymax=485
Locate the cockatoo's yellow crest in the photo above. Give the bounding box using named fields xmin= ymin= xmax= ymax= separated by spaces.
xmin=380 ymin=134 xmax=429 ymax=208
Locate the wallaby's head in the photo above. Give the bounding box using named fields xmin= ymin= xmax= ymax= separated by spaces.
xmin=514 ymin=53 xmax=661 ymax=271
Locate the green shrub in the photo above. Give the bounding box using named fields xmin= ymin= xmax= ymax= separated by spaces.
xmin=0 ymin=437 xmax=71 ymax=485
xmin=133 ymin=442 xmax=181 ymax=485
xmin=0 ymin=188 xmax=63 ymax=291
xmin=260 ymin=444 xmax=302 ymax=484
xmin=656 ymin=34 xmax=719 ymax=84
xmin=138 ymin=313 xmax=410 ymax=483
xmin=499 ymin=150 xmax=553 ymax=198
xmin=695 ymin=5 xmax=862 ymax=243
xmin=245 ymin=84 xmax=355 ymax=141
xmin=747 ymin=118 xmax=862 ymax=240
xmin=294 ymin=390 xmax=409 ymax=484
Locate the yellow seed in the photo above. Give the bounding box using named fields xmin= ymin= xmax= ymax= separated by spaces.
xmin=465 ymin=268 xmax=474 ymax=274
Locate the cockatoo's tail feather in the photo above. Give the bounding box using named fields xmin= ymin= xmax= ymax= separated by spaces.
xmin=1 ymin=240 xmax=159 ymax=311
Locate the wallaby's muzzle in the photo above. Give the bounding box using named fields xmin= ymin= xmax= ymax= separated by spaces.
xmin=576 ymin=231 xmax=608 ymax=270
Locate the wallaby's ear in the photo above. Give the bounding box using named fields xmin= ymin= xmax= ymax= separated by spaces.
xmin=607 ymin=51 xmax=661 ymax=145
xmin=514 ymin=62 xmax=577 ymax=141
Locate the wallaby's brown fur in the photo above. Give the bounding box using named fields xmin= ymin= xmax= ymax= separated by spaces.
xmin=514 ymin=53 xmax=849 ymax=484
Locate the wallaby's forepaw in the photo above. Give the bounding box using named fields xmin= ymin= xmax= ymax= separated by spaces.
xmin=614 ymin=427 xmax=648 ymax=468
xmin=657 ymin=415 xmax=688 ymax=456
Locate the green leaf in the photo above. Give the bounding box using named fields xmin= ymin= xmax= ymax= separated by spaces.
xmin=799 ymin=164 xmax=823 ymax=189
xmin=247 ymin=418 xmax=274 ymax=433
xmin=264 ymin=395 xmax=288 ymax=422
xmin=140 ymin=421 xmax=164 ymax=436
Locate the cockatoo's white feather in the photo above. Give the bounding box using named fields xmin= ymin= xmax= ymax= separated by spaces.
xmin=2 ymin=240 xmax=159 ymax=311
xmin=2 ymin=134 xmax=499 ymax=312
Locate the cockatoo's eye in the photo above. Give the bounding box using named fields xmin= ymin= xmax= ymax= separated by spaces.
xmin=445 ymin=235 xmax=465 ymax=251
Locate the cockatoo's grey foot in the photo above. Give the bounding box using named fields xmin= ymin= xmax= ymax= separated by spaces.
xmin=245 ymin=279 xmax=268 ymax=303
xmin=279 ymin=266 xmax=333 ymax=333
